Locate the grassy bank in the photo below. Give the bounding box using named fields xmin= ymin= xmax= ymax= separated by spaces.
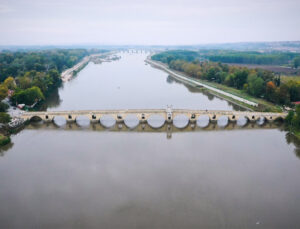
xmin=193 ymin=78 xmax=282 ymax=112
xmin=165 ymin=64 xmax=282 ymax=112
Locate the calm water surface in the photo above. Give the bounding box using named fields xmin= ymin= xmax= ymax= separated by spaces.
xmin=46 ymin=52 xmax=241 ymax=111
xmin=0 ymin=52 xmax=300 ymax=228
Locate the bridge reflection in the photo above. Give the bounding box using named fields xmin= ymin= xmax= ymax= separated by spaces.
xmin=2 ymin=122 xmax=300 ymax=161
xmin=26 ymin=121 xmax=284 ymax=139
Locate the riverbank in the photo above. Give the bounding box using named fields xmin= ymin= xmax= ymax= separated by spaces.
xmin=61 ymin=52 xmax=116 ymax=82
xmin=146 ymin=57 xmax=282 ymax=112
xmin=61 ymin=56 xmax=91 ymax=82
xmin=0 ymin=133 xmax=10 ymax=146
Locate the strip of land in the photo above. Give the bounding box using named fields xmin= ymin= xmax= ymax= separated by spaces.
xmin=146 ymin=57 xmax=258 ymax=108
xmin=61 ymin=52 xmax=115 ymax=82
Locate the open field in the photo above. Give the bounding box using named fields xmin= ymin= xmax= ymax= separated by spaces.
xmin=281 ymin=75 xmax=300 ymax=83
xmin=227 ymin=63 xmax=300 ymax=75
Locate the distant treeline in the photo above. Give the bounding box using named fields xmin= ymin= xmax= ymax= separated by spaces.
xmin=151 ymin=50 xmax=199 ymax=64
xmin=201 ymin=50 xmax=300 ymax=66
xmin=0 ymin=49 xmax=108 ymax=107
xmin=152 ymin=50 xmax=300 ymax=67
xmin=152 ymin=50 xmax=300 ymax=107
xmin=0 ymin=49 xmax=108 ymax=81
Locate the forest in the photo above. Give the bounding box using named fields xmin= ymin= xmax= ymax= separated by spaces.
xmin=152 ymin=50 xmax=300 ymax=67
xmin=152 ymin=50 xmax=300 ymax=106
xmin=0 ymin=49 xmax=107 ymax=115
xmin=200 ymin=50 xmax=300 ymax=66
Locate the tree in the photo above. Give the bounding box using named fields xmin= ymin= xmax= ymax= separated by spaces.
xmin=292 ymin=105 xmax=300 ymax=129
xmin=12 ymin=86 xmax=44 ymax=105
xmin=224 ymin=74 xmax=235 ymax=87
xmin=0 ymin=84 xmax=8 ymax=101
xmin=265 ymin=81 xmax=277 ymax=102
xmin=285 ymin=110 xmax=294 ymax=126
xmin=293 ymin=57 xmax=300 ymax=69
xmin=0 ymin=112 xmax=11 ymax=123
xmin=0 ymin=102 xmax=9 ymax=112
xmin=3 ymin=76 xmax=16 ymax=90
xmin=286 ymin=81 xmax=300 ymax=102
xmin=234 ymin=69 xmax=248 ymax=89
xmin=17 ymin=76 xmax=32 ymax=89
xmin=48 ymin=69 xmax=61 ymax=87
xmin=277 ymin=84 xmax=290 ymax=105
xmin=247 ymin=74 xmax=264 ymax=97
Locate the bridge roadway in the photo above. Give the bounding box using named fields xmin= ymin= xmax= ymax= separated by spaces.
xmin=21 ymin=109 xmax=287 ymax=125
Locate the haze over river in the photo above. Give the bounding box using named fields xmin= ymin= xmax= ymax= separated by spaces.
xmin=1 ymin=52 xmax=300 ymax=228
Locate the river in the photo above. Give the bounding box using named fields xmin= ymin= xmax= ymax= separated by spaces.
xmin=0 ymin=52 xmax=300 ymax=228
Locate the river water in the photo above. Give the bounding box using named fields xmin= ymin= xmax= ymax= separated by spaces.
xmin=0 ymin=52 xmax=300 ymax=228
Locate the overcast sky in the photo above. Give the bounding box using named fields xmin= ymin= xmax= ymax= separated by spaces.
xmin=0 ymin=0 xmax=299 ymax=45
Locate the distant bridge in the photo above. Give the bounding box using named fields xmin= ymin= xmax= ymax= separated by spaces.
xmin=21 ymin=109 xmax=287 ymax=129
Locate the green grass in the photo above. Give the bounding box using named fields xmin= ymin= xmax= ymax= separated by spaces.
xmin=281 ymin=75 xmax=300 ymax=83
xmin=178 ymin=72 xmax=282 ymax=112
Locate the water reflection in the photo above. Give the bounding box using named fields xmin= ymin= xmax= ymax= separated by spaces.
xmin=23 ymin=120 xmax=284 ymax=134
xmin=44 ymin=53 xmax=244 ymax=111
xmin=1 ymin=52 xmax=299 ymax=228
xmin=173 ymin=114 xmax=189 ymax=129
xmin=53 ymin=116 xmax=67 ymax=127
xmin=100 ymin=115 xmax=116 ymax=128
xmin=76 ymin=115 xmax=90 ymax=127
xmin=40 ymin=87 xmax=62 ymax=111
xmin=147 ymin=114 xmax=165 ymax=128
xmin=0 ymin=127 xmax=300 ymax=228
xmin=285 ymin=132 xmax=300 ymax=159
xmin=0 ymin=142 xmax=13 ymax=157
xmin=165 ymin=75 xmax=246 ymax=111
xmin=124 ymin=114 xmax=140 ymax=129
xmin=237 ymin=116 xmax=248 ymax=126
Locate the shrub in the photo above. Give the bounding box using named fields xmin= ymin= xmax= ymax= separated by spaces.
xmin=0 ymin=102 xmax=9 ymax=112
xmin=0 ymin=112 xmax=11 ymax=123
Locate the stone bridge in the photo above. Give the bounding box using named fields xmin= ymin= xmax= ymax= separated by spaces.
xmin=21 ymin=109 xmax=287 ymax=128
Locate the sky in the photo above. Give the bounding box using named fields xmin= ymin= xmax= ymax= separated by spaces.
xmin=0 ymin=0 xmax=299 ymax=45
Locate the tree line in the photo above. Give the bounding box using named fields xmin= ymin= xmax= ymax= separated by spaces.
xmin=0 ymin=49 xmax=107 ymax=122
xmin=201 ymin=50 xmax=300 ymax=67
xmin=152 ymin=51 xmax=300 ymax=106
xmin=152 ymin=50 xmax=300 ymax=68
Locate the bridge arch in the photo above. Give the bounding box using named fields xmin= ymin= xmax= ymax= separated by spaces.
xmin=217 ymin=115 xmax=229 ymax=127
xmin=100 ymin=115 xmax=116 ymax=128
xmin=53 ymin=116 xmax=67 ymax=127
xmin=147 ymin=114 xmax=165 ymax=129
xmin=29 ymin=115 xmax=43 ymax=122
xmin=197 ymin=115 xmax=210 ymax=128
xmin=75 ymin=115 xmax=90 ymax=127
xmin=256 ymin=116 xmax=266 ymax=126
xmin=124 ymin=114 xmax=139 ymax=129
xmin=237 ymin=116 xmax=249 ymax=126
xmin=173 ymin=114 xmax=189 ymax=129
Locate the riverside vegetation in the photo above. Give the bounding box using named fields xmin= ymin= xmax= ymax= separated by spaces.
xmin=0 ymin=48 xmax=108 ymax=109
xmin=0 ymin=48 xmax=107 ymax=145
xmin=152 ymin=50 xmax=300 ymax=109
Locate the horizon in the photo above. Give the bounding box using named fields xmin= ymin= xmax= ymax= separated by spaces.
xmin=1 ymin=40 xmax=300 ymax=47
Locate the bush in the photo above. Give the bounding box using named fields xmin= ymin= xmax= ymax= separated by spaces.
xmin=11 ymin=86 xmax=44 ymax=105
xmin=0 ymin=134 xmax=10 ymax=146
xmin=0 ymin=112 xmax=11 ymax=123
xmin=0 ymin=102 xmax=9 ymax=112
xmin=285 ymin=111 xmax=294 ymax=125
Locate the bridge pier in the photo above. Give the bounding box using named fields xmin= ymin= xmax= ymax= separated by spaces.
xmin=66 ymin=114 xmax=76 ymax=122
